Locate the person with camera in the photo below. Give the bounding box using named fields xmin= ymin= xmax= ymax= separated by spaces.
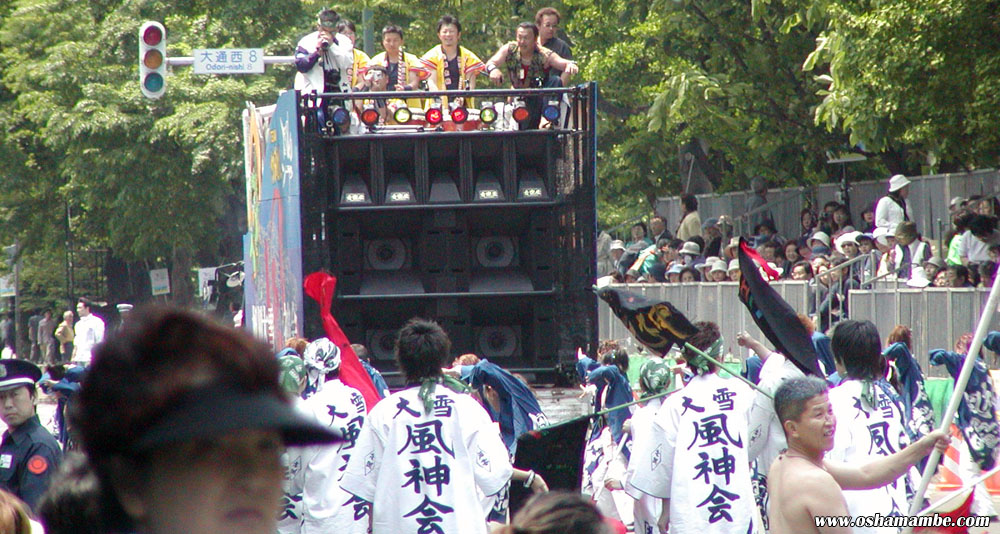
xmin=294 ymin=9 xmax=354 ymax=95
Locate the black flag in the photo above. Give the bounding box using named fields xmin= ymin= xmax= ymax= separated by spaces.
xmin=737 ymin=238 xmax=821 ymax=376
xmin=596 ymin=286 xmax=700 ymax=355
xmin=508 ymin=416 xmax=591 ymax=516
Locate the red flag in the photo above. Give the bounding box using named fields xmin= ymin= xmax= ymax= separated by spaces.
xmin=303 ymin=272 xmax=381 ymax=410
xmin=740 ymin=240 xmax=781 ymax=281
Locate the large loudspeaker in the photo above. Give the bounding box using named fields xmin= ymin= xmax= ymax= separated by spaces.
xmin=300 ymin=123 xmax=597 ymax=382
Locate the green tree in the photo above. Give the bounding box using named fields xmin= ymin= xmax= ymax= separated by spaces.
xmin=563 ymin=0 xmax=889 ymax=229
xmin=804 ymin=0 xmax=1000 ymax=173
xmin=0 ymin=0 xmax=312 ymax=306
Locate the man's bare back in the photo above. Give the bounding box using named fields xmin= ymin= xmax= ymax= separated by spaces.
xmin=769 ymin=450 xmax=853 ymax=534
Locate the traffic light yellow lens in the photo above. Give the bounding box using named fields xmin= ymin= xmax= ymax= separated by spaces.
xmin=143 ymin=50 xmax=163 ymax=69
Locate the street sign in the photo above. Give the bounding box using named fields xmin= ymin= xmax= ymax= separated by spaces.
xmin=149 ymin=268 xmax=171 ymax=296
xmin=193 ymin=48 xmax=264 ymax=74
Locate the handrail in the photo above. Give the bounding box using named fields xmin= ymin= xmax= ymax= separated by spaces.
xmin=603 ymin=210 xmax=655 ymax=241
xmin=735 ymin=188 xmax=810 ymax=236
xmin=813 ymin=252 xmax=875 ymax=329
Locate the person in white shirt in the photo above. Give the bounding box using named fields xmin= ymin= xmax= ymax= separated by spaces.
xmin=629 ymin=322 xmax=761 ymax=534
xmin=874 ymin=174 xmax=911 ymax=234
xmin=298 ymin=338 xmax=368 ymax=534
xmin=341 ymin=318 xmax=512 ymax=534
xmin=72 ymin=299 xmax=104 ymax=365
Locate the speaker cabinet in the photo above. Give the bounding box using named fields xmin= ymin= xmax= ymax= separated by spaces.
xmin=302 ymin=127 xmax=596 ymax=379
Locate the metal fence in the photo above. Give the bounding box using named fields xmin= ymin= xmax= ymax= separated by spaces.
xmin=652 ymin=169 xmax=1000 ymax=243
xmin=598 ymin=282 xmax=998 ymax=378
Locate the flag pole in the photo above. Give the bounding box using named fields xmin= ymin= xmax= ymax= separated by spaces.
xmin=915 ymin=463 xmax=1000 ymax=517
xmin=683 ymin=342 xmax=773 ymax=399
xmin=903 ymin=273 xmax=1000 ymax=531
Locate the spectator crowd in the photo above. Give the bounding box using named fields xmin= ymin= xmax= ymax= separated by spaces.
xmin=598 ymin=174 xmax=1000 ymax=327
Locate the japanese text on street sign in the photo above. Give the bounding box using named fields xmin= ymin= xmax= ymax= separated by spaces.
xmin=193 ymin=49 xmax=264 ymax=74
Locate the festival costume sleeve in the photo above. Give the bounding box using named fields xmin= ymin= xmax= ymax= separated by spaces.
xmin=339 ymin=400 xmax=386 ymax=502
xmin=465 ymin=399 xmax=514 ymax=496
xmin=626 ymin=398 xmax=677 ymax=499
xmin=462 ymin=48 xmax=486 ymax=76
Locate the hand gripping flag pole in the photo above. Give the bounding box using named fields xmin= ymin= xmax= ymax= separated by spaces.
xmin=902 ymin=270 xmax=1000 ymax=533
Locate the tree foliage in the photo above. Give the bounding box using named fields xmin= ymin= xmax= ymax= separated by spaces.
xmin=804 ymin=0 xmax=1000 ymax=173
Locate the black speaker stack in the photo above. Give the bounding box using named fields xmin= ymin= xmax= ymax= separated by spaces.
xmin=297 ymin=85 xmax=598 ymax=383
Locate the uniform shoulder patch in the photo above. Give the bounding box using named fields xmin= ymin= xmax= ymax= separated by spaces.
xmin=27 ymin=455 xmax=48 ymax=475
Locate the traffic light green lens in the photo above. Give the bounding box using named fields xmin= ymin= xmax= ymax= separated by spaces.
xmin=143 ymin=73 xmax=164 ymax=92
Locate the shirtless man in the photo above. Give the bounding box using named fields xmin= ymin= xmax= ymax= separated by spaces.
xmin=768 ymin=377 xmax=949 ymax=533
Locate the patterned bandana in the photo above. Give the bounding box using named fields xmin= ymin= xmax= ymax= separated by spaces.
xmin=278 ymin=354 xmax=306 ymax=395
xmin=303 ymin=338 xmax=341 ymax=391
xmin=418 ymin=375 xmax=471 ymax=414
xmin=639 ymin=358 xmax=672 ymax=398
xmin=687 ymin=336 xmax=725 ymax=375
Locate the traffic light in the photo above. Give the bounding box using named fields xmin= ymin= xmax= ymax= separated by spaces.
xmin=139 ymin=21 xmax=167 ymax=99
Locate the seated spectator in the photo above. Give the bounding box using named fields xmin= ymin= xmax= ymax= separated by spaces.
xmin=808 ymin=231 xmax=831 ymax=255
xmin=782 ymin=241 xmax=802 ymax=277
xmin=958 ymin=214 xmax=1000 ymax=265
xmin=990 ymin=244 xmax=1000 ymax=263
xmin=873 ymin=227 xmax=897 ymax=276
xmin=679 ymin=266 xmax=701 ymax=283
xmin=946 ymin=265 xmax=975 ymax=288
xmin=701 ymin=218 xmax=723 ymax=257
xmin=758 ymin=240 xmax=781 ymax=265
xmin=933 ymin=269 xmax=949 ymax=287
xmin=708 ymin=260 xmax=729 ymax=282
xmin=945 ymin=209 xmax=972 ymax=266
xmin=980 ymin=261 xmax=997 ymax=288
xmin=649 ymin=215 xmax=671 ymax=243
xmin=818 ymin=201 xmax=841 ymax=234
xmin=695 ymin=256 xmax=719 ymax=280
xmin=666 ymin=263 xmax=684 ymax=283
xmin=678 ymin=241 xmax=702 ymax=266
xmin=606 ymin=239 xmax=625 ymax=275
xmin=972 ymin=195 xmax=999 ymax=217
xmin=625 ymin=222 xmax=653 ymax=250
xmin=923 ymin=256 xmax=945 ymax=282
xmin=860 ymin=205 xmax=876 ymax=233
xmin=753 ymin=220 xmax=780 ymax=247
xmin=723 ymin=236 xmax=740 ymax=261
xmin=790 ymin=260 xmax=813 ymax=281
xmin=728 ymin=259 xmax=742 ymax=282
xmin=615 ymin=242 xmax=645 ymax=277
xmin=874 ymin=174 xmax=911 ymax=235
xmin=950 ymin=196 xmax=967 ymax=215
xmin=830 ymin=204 xmax=855 ymax=239
xmin=798 ymin=208 xmax=818 ymax=247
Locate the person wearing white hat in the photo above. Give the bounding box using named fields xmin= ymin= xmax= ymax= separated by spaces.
xmin=708 ymin=260 xmax=729 ymax=282
xmin=679 ymin=240 xmax=701 ymax=261
xmin=808 ymin=231 xmax=831 ymax=252
xmin=727 ymin=259 xmax=741 ymax=282
xmin=874 ymin=174 xmax=911 ymax=236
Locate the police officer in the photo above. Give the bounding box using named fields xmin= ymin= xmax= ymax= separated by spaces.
xmin=0 ymin=359 xmax=62 ymax=510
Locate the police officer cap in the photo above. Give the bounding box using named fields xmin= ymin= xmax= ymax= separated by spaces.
xmin=0 ymin=359 xmax=42 ymax=392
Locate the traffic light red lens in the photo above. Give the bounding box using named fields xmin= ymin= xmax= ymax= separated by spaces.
xmin=143 ymin=50 xmax=163 ymax=69
xmin=360 ymin=108 xmax=380 ymax=126
xmin=143 ymin=26 xmax=163 ymax=46
xmin=512 ymin=106 xmax=531 ymax=122
xmin=426 ymin=108 xmax=443 ymax=125
xmin=450 ymin=107 xmax=468 ymax=124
